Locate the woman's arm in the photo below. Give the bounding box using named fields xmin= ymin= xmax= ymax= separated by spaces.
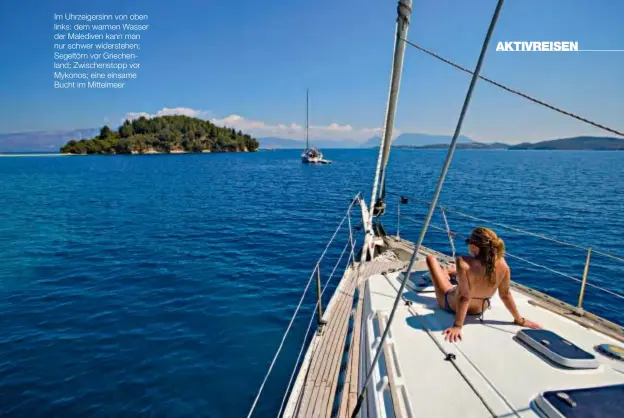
xmin=499 ymin=266 xmax=541 ymax=329
xmin=443 ymin=257 xmax=471 ymax=342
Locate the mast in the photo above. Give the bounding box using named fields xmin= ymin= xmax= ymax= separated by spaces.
xmin=363 ymin=0 xmax=412 ymax=261
xmin=306 ymin=88 xmax=309 ymax=150
xmin=375 ymin=1 xmax=412 ymax=205
xmin=368 ymin=1 xmax=412 ymax=218
xmin=353 ymin=0 xmax=505 ymax=415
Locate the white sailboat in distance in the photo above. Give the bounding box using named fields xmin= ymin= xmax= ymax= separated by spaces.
xmin=301 ymin=89 xmax=331 ymax=164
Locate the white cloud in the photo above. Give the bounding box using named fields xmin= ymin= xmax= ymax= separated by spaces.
xmin=123 ymin=111 xmax=151 ymax=121
xmin=312 ymin=123 xmax=354 ymax=133
xmin=123 ymin=107 xmax=212 ymax=123
xmin=212 ymin=114 xmax=384 ymax=142
xmin=156 ymin=107 xmax=213 ymax=118
xmin=211 ymin=114 xmax=267 ymax=130
xmin=122 ymin=107 xmax=391 ymax=142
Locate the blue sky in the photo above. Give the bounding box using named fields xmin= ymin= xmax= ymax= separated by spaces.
xmin=0 ymin=0 xmax=622 ymax=143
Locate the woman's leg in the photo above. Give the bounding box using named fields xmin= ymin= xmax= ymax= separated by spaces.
xmin=426 ymin=255 xmax=454 ymax=309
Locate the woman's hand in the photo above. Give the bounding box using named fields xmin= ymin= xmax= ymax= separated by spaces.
xmin=523 ymin=319 xmax=541 ymax=329
xmin=514 ymin=317 xmax=541 ymax=329
xmin=443 ymin=326 xmax=462 ymax=342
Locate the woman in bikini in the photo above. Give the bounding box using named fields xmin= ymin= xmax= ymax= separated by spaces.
xmin=426 ymin=226 xmax=541 ymax=342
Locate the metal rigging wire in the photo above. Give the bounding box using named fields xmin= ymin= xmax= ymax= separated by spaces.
xmin=401 ymin=38 xmax=624 ymax=137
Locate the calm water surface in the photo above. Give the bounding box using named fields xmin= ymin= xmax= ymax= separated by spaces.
xmin=1 ymin=149 xmax=623 ymax=416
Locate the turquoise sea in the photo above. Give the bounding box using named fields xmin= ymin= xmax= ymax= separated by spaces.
xmin=1 ymin=149 xmax=623 ymax=416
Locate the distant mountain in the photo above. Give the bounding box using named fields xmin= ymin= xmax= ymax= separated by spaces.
xmin=362 ymin=136 xmax=383 ymax=147
xmin=257 ymin=137 xmax=304 ymax=149
xmin=258 ymin=137 xmax=361 ymax=149
xmin=488 ymin=142 xmax=511 ymax=149
xmin=509 ymin=136 xmax=624 ymax=150
xmin=396 ymin=141 xmax=509 ymax=150
xmin=0 ymin=128 xmax=99 ymax=152
xmin=363 ymin=133 xmax=474 ymax=148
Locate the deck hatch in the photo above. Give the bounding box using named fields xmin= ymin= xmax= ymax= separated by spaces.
xmin=516 ymin=329 xmax=598 ymax=369
xmin=534 ymin=383 xmax=624 ymax=417
xmin=595 ymin=344 xmax=624 ymax=361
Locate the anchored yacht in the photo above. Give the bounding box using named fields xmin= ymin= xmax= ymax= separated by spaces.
xmin=248 ymin=1 xmax=624 ymax=417
xmin=301 ymin=147 xmax=324 ymax=164
xmin=301 ymin=90 xmax=331 ymax=165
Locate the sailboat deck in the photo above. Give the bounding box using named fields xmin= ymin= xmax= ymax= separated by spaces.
xmin=364 ymin=253 xmax=624 ymax=417
xmin=283 ymin=241 xmax=624 ymax=417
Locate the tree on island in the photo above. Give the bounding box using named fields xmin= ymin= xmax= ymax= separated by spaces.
xmin=60 ymin=115 xmax=260 ymax=155
xmin=100 ymin=125 xmax=113 ymax=139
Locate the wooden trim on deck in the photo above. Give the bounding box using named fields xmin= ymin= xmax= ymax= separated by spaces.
xmin=338 ymin=283 xmax=364 ymax=417
xmin=290 ymin=267 xmax=360 ymax=418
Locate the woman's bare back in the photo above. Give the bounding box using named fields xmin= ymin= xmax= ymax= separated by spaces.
xmin=452 ymin=255 xmax=510 ymax=313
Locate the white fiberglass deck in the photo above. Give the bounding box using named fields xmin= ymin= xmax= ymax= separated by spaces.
xmin=362 ymin=252 xmax=624 ymax=417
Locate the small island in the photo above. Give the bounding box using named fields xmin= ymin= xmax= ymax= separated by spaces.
xmin=394 ymin=142 xmax=509 ymax=150
xmin=60 ymin=115 xmax=259 ymax=155
xmin=508 ymin=136 xmax=624 ymax=151
xmin=390 ymin=136 xmax=624 ymax=151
